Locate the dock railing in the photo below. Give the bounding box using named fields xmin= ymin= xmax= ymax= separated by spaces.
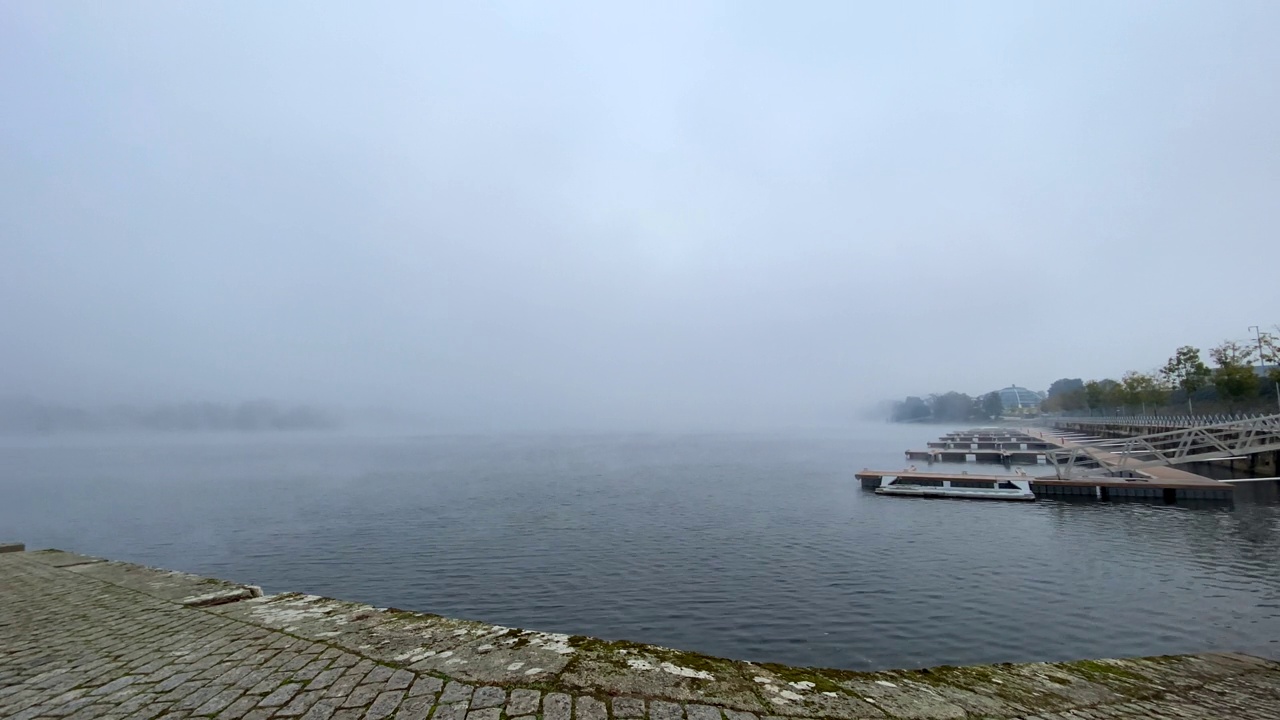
xmin=1041 ymin=413 xmax=1280 ymax=478
xmin=1044 ymin=412 xmax=1277 ymax=430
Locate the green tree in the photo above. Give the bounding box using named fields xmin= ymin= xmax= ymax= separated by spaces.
xmin=1120 ymin=371 xmax=1167 ymax=414
xmin=1210 ymin=340 xmax=1259 ymax=408
xmin=1259 ymin=329 xmax=1280 ymax=410
xmin=1160 ymin=346 xmax=1211 ymax=413
xmin=1100 ymin=379 xmax=1125 ymax=411
xmin=1084 ymin=379 xmax=1120 ymax=414
xmin=1084 ymin=380 xmax=1105 ymax=412
xmin=931 ymin=392 xmax=975 ymax=422
xmin=982 ymin=391 xmax=1004 ymax=419
xmin=1047 ymin=378 xmax=1084 ymax=398
xmin=1043 ymin=378 xmax=1086 ymax=413
xmin=891 ymin=396 xmax=931 ymax=422
xmin=1255 ymin=330 xmax=1280 ymax=382
xmin=1060 ymin=388 xmax=1088 ymax=411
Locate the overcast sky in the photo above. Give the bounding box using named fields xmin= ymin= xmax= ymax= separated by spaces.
xmin=2 ymin=2 xmax=1278 ymax=430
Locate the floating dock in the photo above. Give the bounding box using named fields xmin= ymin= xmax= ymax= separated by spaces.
xmin=875 ymin=426 xmax=1235 ymax=501
xmin=857 ymin=469 xmax=1234 ymax=500
xmin=926 ymin=439 xmax=1055 ymax=450
xmin=906 ymin=448 xmax=1047 ymax=464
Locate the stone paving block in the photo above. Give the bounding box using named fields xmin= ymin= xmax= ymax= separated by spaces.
xmin=612 ymin=697 xmax=645 ymax=718
xmin=439 ymin=682 xmax=473 ymax=704
xmin=301 ymin=699 xmax=340 ymax=720
xmin=408 ymin=677 xmax=444 ymax=698
xmin=465 ymin=708 xmax=500 ymax=720
xmin=507 ymin=688 xmax=541 ymax=716
xmin=332 ymin=654 xmax=362 ymax=669
xmin=68 ymin=707 xmax=116 ymax=720
xmin=193 ymin=687 xmax=245 ymax=715
xmin=218 ymin=666 xmax=256 ymax=686
xmin=235 ymin=668 xmax=272 ymax=691
xmin=576 ymin=696 xmax=607 ymax=720
xmin=326 ymin=667 xmax=373 ymax=698
xmin=651 ymin=700 xmax=684 ymax=720
xmin=311 ymin=667 xmax=348 ymax=691
xmin=271 ymin=652 xmax=304 ymax=669
xmin=190 ymin=654 xmax=229 ymax=672
xmin=387 ymin=669 xmax=416 ymax=692
xmin=431 ymin=702 xmax=469 ymax=720
xmin=341 ymin=683 xmax=384 ymax=709
xmin=470 ymin=686 xmax=505 ymax=709
xmin=176 ymin=683 xmax=229 ymax=711
xmin=686 ymin=705 xmax=722 ymax=720
xmin=394 ymin=696 xmax=435 ymax=720
xmin=724 ymin=711 xmax=757 ymax=720
xmin=103 ymin=684 xmax=149 ymax=706
xmin=544 ymin=693 xmax=572 ymax=720
xmin=365 ymin=666 xmax=396 ymax=685
xmin=156 ymin=673 xmax=196 ymax=693
xmin=294 ymin=663 xmax=330 ymax=683
xmin=249 ymin=673 xmax=290 ymax=695
xmin=164 ymin=680 xmax=210 ymax=703
xmin=93 ymin=676 xmax=141 ymax=696
xmin=127 ymin=702 xmax=175 ymax=720
xmin=216 ymin=695 xmax=262 ymax=720
xmin=260 ymin=683 xmax=304 ymax=708
xmin=285 ymin=653 xmax=317 ymax=671
xmin=366 ymin=690 xmax=406 ymax=720
xmin=278 ymin=689 xmax=326 ymax=717
xmin=46 ymin=694 xmax=97 ymax=716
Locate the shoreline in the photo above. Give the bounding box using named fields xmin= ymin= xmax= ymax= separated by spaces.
xmin=3 ymin=546 xmax=1277 ymax=719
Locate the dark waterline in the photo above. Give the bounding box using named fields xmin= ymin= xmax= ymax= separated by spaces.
xmin=2 ymin=424 xmax=1278 ymax=671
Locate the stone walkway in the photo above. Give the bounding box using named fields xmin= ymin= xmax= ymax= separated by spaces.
xmin=1 ymin=549 xmax=1278 ymax=720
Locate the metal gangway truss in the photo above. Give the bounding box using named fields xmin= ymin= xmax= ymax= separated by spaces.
xmin=1045 ymin=413 xmax=1280 ymax=479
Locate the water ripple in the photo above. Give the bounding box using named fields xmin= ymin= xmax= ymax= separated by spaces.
xmin=1 ymin=427 xmax=1278 ymax=670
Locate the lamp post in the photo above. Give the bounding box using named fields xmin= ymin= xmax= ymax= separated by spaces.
xmin=1248 ymin=325 xmax=1280 ymax=413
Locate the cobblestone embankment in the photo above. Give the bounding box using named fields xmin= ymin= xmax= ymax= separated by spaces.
xmin=1 ymin=548 xmax=1277 ymax=720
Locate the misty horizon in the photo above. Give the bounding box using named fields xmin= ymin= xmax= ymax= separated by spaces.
xmin=4 ymin=2 xmax=1279 ymax=433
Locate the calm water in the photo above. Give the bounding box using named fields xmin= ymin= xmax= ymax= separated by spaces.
xmin=2 ymin=424 xmax=1278 ymax=671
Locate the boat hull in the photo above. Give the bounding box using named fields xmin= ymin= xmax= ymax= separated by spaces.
xmin=874 ymin=484 xmax=1035 ymax=501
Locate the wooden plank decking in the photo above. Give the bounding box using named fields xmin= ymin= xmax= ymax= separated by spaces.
xmin=874 ymin=426 xmax=1235 ymax=500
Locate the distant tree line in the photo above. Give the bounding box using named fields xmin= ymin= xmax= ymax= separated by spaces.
xmin=890 ymin=326 xmax=1280 ymax=421
xmin=1040 ymin=326 xmax=1280 ymax=416
xmin=891 ymin=390 xmax=1007 ymax=423
xmin=0 ymin=398 xmax=338 ymax=434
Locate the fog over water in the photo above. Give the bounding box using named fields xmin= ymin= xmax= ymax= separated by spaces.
xmin=4 ymin=2 xmax=1280 ymax=431
xmin=4 ymin=4 xmax=1280 ymax=674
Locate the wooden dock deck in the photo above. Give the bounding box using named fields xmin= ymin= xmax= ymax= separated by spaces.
xmin=877 ymin=426 xmax=1235 ymax=500
xmin=906 ymin=448 xmax=1047 ymax=464
xmin=927 ymin=439 xmax=1055 ymax=449
xmin=856 ymin=469 xmax=1233 ymax=500
xmin=1021 ymin=428 xmax=1220 ymax=484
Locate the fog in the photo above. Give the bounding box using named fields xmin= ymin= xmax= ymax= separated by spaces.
xmin=3 ymin=2 xmax=1278 ymax=432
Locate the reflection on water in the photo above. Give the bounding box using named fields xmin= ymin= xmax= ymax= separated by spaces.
xmin=1 ymin=426 xmax=1277 ymax=670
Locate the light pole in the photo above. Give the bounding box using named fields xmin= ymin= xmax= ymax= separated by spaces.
xmin=1248 ymin=325 xmax=1280 ymax=413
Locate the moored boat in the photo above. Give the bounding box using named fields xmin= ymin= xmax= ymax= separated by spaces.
xmin=874 ymin=476 xmax=1035 ymax=501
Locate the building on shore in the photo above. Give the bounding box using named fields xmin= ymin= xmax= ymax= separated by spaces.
xmin=995 ymin=385 xmax=1045 ymax=413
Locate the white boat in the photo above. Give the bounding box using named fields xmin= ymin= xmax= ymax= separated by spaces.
xmin=874 ymin=476 xmax=1035 ymax=501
